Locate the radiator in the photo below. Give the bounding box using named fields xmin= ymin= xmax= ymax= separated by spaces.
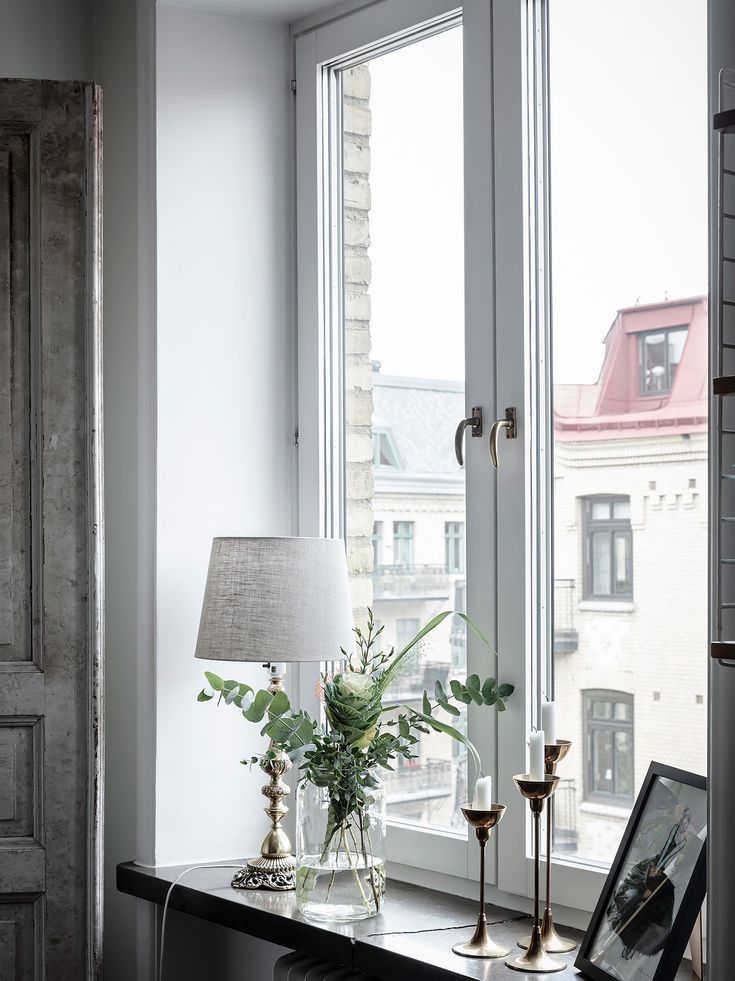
xmin=273 ymin=952 xmax=377 ymax=981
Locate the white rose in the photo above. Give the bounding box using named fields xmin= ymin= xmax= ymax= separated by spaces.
xmin=336 ymin=671 xmax=375 ymax=700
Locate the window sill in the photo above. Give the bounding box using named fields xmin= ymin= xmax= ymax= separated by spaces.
xmin=580 ymin=801 xmax=633 ymax=819
xmin=118 ymin=860 xmax=698 ymax=980
xmin=578 ymin=600 xmax=635 ymax=613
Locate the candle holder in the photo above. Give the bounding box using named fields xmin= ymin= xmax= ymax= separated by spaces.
xmin=519 ymin=740 xmax=577 ymax=954
xmin=506 ymin=774 xmax=565 ymax=974
xmin=452 ymin=804 xmax=510 ymax=959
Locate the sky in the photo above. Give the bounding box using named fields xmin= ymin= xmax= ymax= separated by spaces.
xmin=364 ymin=0 xmax=707 ymax=386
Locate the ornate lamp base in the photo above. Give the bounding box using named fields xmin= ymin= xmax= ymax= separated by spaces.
xmin=231 ymin=854 xmax=296 ymax=891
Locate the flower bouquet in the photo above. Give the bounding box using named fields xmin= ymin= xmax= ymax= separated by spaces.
xmin=199 ymin=609 xmax=514 ymax=921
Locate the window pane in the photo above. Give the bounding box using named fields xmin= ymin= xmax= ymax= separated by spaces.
xmin=613 ymin=533 xmax=630 ymax=593
xmin=340 ymin=28 xmax=466 ymax=833
xmin=550 ymin=0 xmax=707 ymax=865
xmin=591 ymin=532 xmax=612 ymax=595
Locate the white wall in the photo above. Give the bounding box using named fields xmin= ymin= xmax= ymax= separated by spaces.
xmin=155 ymin=2 xmax=296 ymax=866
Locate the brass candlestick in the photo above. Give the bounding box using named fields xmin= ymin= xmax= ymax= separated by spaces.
xmin=519 ymin=740 xmax=577 ymax=954
xmin=506 ymin=774 xmax=565 ymax=974
xmin=452 ymin=804 xmax=510 ymax=959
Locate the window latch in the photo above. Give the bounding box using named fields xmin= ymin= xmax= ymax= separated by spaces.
xmin=454 ymin=407 xmax=483 ymax=466
xmin=488 ymin=407 xmax=517 ymax=470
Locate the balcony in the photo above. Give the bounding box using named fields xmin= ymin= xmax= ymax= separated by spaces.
xmin=385 ymin=662 xmax=449 ymax=701
xmin=554 ymin=579 xmax=578 ymax=654
xmin=383 ymin=758 xmax=453 ymax=804
xmin=372 ymin=564 xmax=453 ymax=601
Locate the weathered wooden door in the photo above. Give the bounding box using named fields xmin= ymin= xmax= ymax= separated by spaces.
xmin=0 ymin=80 xmax=103 ymax=979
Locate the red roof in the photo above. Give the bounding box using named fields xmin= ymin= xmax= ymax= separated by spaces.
xmin=554 ymin=296 xmax=708 ymax=440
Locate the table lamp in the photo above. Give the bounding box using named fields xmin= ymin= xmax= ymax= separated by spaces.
xmin=195 ymin=536 xmax=354 ymax=891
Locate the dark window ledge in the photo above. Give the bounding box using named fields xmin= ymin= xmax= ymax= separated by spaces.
xmin=117 ymin=861 xmax=697 ymax=980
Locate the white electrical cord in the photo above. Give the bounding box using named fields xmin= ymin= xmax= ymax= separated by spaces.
xmin=158 ymin=864 xmax=244 ymax=981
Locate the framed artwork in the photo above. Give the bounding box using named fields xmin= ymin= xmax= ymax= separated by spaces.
xmin=575 ymin=762 xmax=707 ymax=981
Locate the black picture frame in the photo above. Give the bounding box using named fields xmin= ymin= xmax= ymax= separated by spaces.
xmin=575 ymin=761 xmax=707 ymax=981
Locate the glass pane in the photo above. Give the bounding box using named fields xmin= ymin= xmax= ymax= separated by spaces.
xmin=613 ymin=533 xmax=630 ymax=593
xmin=591 ymin=501 xmax=610 ymax=520
xmin=592 ymin=731 xmax=615 ymax=794
xmin=550 ymin=0 xmax=707 ymax=866
xmin=591 ymin=532 xmax=612 ymax=595
xmin=642 ymin=333 xmax=666 ymax=394
xmin=340 ymin=27 xmax=466 ymax=833
xmin=668 ymin=327 xmax=688 ymax=385
xmin=614 ymin=731 xmax=634 ymax=798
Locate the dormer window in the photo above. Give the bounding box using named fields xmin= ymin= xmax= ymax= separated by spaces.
xmin=639 ymin=327 xmax=687 ymax=396
xmin=373 ymin=430 xmax=400 ymax=468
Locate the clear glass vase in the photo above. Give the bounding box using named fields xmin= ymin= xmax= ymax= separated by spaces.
xmin=295 ymin=774 xmax=386 ymax=922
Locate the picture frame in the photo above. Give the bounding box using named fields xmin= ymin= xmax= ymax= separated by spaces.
xmin=575 ymin=762 xmax=707 ymax=981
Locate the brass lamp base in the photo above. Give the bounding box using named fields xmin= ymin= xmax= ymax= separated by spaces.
xmin=506 ymin=925 xmax=566 ymax=973
xmin=233 ymin=668 xmax=296 ymax=892
xmin=519 ymin=907 xmax=577 ymax=953
xmin=232 ymin=854 xmax=296 ymax=891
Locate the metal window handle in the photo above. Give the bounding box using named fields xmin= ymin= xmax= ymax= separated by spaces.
xmin=454 ymin=407 xmax=483 ymax=466
xmin=488 ymin=407 xmax=517 ymax=470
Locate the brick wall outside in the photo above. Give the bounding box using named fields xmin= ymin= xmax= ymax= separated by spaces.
xmin=343 ymin=65 xmax=374 ymax=624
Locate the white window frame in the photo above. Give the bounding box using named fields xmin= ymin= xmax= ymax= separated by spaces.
xmin=294 ymin=0 xmax=608 ymax=917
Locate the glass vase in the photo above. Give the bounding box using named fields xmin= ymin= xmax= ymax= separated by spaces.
xmin=295 ymin=774 xmax=386 ymax=922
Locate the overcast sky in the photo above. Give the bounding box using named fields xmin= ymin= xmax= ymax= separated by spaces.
xmin=365 ymin=0 xmax=707 ymax=386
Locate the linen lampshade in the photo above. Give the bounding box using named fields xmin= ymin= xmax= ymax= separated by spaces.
xmin=194 ymin=536 xmax=354 ymax=663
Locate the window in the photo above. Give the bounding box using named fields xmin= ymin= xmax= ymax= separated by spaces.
xmin=296 ymin=0 xmax=707 ymax=915
xmin=392 ymin=521 xmax=414 ymax=568
xmin=372 ymin=521 xmax=383 ymax=568
xmin=396 ymin=617 xmax=420 ymax=651
xmin=373 ymin=431 xmax=400 ymax=468
xmin=584 ymin=692 xmax=634 ymax=805
xmin=444 ymin=521 xmax=464 ymax=573
xmin=639 ymin=327 xmax=688 ymax=396
xmin=583 ymin=497 xmax=632 ymax=600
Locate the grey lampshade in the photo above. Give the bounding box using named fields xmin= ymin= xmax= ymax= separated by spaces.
xmin=194 ymin=537 xmax=354 ymax=663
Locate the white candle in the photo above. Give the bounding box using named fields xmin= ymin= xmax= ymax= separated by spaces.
xmin=473 ymin=776 xmax=493 ymax=810
xmin=530 ymin=730 xmax=545 ymax=780
xmin=542 ymin=701 xmax=557 ymax=746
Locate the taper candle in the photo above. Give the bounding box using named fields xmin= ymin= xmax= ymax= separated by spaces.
xmin=530 ymin=730 xmax=545 ymax=780
xmin=541 ymin=701 xmax=557 ymax=746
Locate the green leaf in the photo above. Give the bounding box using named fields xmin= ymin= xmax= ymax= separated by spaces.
xmin=224 ymin=687 xmax=239 ymax=705
xmin=439 ymin=700 xmax=461 ymax=717
xmin=197 ymin=689 xmax=213 ymax=702
xmin=422 ymin=692 xmax=432 ymax=716
xmin=243 ymin=688 xmax=273 ymax=723
xmin=481 ymin=677 xmax=497 ymax=701
xmin=204 ymin=671 xmax=224 ymax=692
xmin=450 ymin=679 xmax=464 ymax=700
xmin=498 ymin=683 xmax=515 ymax=698
xmin=434 ymin=679 xmax=446 ymax=703
xmin=398 ymin=717 xmax=410 ymax=739
xmin=269 ymin=690 xmax=290 ymax=717
xmin=466 ymin=674 xmax=483 ymax=705
xmin=497 ymin=699 xmax=506 ymax=712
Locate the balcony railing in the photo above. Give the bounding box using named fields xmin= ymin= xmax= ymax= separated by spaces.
xmin=554 ymin=579 xmax=578 ymax=654
xmin=383 ymin=758 xmax=453 ymax=803
xmin=384 ymin=661 xmax=449 ymax=700
xmin=553 ymin=777 xmax=579 ymax=852
xmin=372 ymin=564 xmax=453 ymax=599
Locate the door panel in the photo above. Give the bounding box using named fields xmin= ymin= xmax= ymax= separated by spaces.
xmin=0 ymin=79 xmax=103 ymax=980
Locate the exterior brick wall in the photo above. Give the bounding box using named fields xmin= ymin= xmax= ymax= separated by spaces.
xmin=343 ymin=65 xmax=374 ymax=623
